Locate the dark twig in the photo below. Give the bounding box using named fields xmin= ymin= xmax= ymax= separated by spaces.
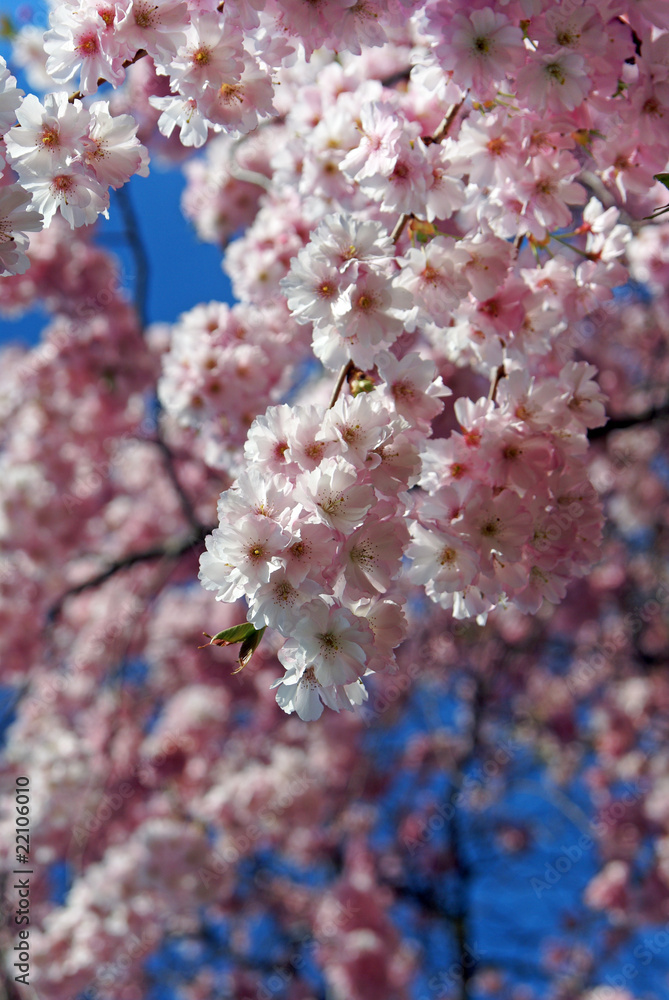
xmin=152 ymin=435 xmax=206 ymax=535
xmin=588 ymin=400 xmax=669 ymax=440
xmin=46 ymin=526 xmax=214 ymax=623
xmin=380 ymin=67 xmax=412 ymax=88
xmin=391 ymin=97 xmax=467 ymax=246
xmin=391 ymin=212 xmax=411 ymax=243
xmin=114 ymin=184 xmax=150 ymax=329
xmin=329 ymin=360 xmax=355 ymax=408
xmin=429 ymin=98 xmax=467 ymax=145
xmin=449 ymin=675 xmax=485 ymax=1000
xmin=68 ymin=50 xmax=147 ymax=103
xmin=113 ymin=186 xmax=207 ymax=534
xmin=488 ymin=364 xmax=506 ymax=402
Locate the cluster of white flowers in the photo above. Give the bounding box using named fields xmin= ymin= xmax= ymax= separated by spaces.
xmin=5 ymin=0 xmax=654 ymax=722
xmin=0 ymin=57 xmax=43 ymax=275
xmin=281 ymin=214 xmax=412 ymax=371
xmin=199 ymin=354 xmax=449 ymax=720
xmin=407 ymin=363 xmax=607 ymax=621
xmin=4 ymin=91 xmax=148 ymax=227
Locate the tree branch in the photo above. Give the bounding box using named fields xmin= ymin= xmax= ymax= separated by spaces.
xmin=68 ymin=50 xmax=147 ymax=103
xmin=114 ymin=183 xmax=150 ymax=330
xmin=588 ymin=399 xmax=669 ymax=439
xmin=428 ymin=97 xmax=467 ymax=146
xmin=329 ymin=360 xmax=355 ymax=408
xmin=46 ymin=526 xmax=214 ymax=622
xmin=112 ymin=187 xmax=208 ymax=537
xmin=226 ymin=160 xmax=272 ymax=191
xmin=488 ymin=364 xmax=506 ymax=402
xmin=391 ymin=97 xmax=467 ymax=245
xmin=449 ymin=675 xmax=485 ymax=1000
xmin=152 ymin=434 xmax=207 ymax=535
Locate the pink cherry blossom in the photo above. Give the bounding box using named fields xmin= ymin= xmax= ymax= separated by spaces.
xmin=427 ymin=5 xmax=524 ymax=99
xmin=294 ymin=457 xmax=375 ymax=535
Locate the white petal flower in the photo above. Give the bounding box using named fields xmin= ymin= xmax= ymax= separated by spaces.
xmin=278 ymin=598 xmax=373 ymax=687
xmin=294 ymin=457 xmax=375 ymax=536
xmin=0 ymin=185 xmax=43 ymax=276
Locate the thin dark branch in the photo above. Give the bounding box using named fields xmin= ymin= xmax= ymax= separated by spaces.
xmin=428 ymin=97 xmax=467 ymax=145
xmin=379 ymin=67 xmax=412 ymax=88
xmin=329 ymin=360 xmax=355 ymax=408
xmin=152 ymin=435 xmax=206 ymax=534
xmin=588 ymin=400 xmax=669 ymax=439
xmin=488 ymin=364 xmax=506 ymax=403
xmin=448 ymin=676 xmax=484 ymax=1000
xmin=391 ymin=212 xmax=411 ymax=243
xmin=68 ymin=50 xmax=147 ymax=103
xmin=46 ymin=526 xmax=214 ymax=623
xmin=391 ymin=97 xmax=467 ymax=246
xmin=114 ymin=184 xmax=150 ymax=328
xmin=384 ymin=879 xmax=450 ymax=917
xmin=113 ymin=188 xmax=206 ymax=534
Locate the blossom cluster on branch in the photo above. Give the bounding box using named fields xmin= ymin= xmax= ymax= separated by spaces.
xmin=1 ymin=1 xmax=669 ymax=995
xmin=2 ymin=0 xmax=669 ymax=721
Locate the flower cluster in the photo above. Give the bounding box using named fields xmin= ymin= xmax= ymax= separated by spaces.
xmin=282 ymin=214 xmax=413 ymax=371
xmin=3 ymin=2 xmax=669 ymax=998
xmin=5 ymin=91 xmax=148 ymax=227
xmin=200 ymin=355 xmax=449 ymax=719
xmin=0 ymin=57 xmax=42 ymax=275
xmin=408 ymin=363 xmax=607 ymax=621
xmin=157 ymin=298 xmax=311 ymax=471
xmin=5 ymin=0 xmax=668 ymax=730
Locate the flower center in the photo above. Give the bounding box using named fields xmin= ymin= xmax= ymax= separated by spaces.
xmin=319 ymin=493 xmax=345 ymax=515
xmin=219 ymin=83 xmax=244 ymax=104
xmin=481 ymin=517 xmax=501 ymax=538
xmin=350 ymin=543 xmax=373 ymax=567
xmin=134 ymin=4 xmax=158 ymax=29
xmin=556 ymin=30 xmax=576 ymax=46
xmin=52 ymin=175 xmax=74 ymax=194
xmin=275 ymin=581 xmax=295 ymax=603
xmin=193 ymin=47 xmax=211 ymax=66
xmin=317 ymin=631 xmax=339 ymax=656
xmin=393 ymin=162 xmax=410 ymax=181
xmin=440 ymin=547 xmax=456 ymax=566
xmin=642 ymin=98 xmax=661 ymax=117
xmin=305 ymin=441 xmax=325 ymax=461
xmin=487 ymin=137 xmax=506 ymax=156
xmin=40 ymin=125 xmax=60 ymax=149
xmin=341 ymin=423 xmax=362 ymax=444
xmin=545 ymin=63 xmax=566 ymax=85
xmin=98 ymin=6 xmax=116 ymax=27
xmin=77 ymin=33 xmax=99 ymax=55
xmin=392 ymin=379 xmax=414 ymax=399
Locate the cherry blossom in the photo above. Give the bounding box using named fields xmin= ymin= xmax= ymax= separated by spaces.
xmin=3 ymin=4 xmax=669 ymax=996
xmin=0 ymin=185 xmax=43 ymax=276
